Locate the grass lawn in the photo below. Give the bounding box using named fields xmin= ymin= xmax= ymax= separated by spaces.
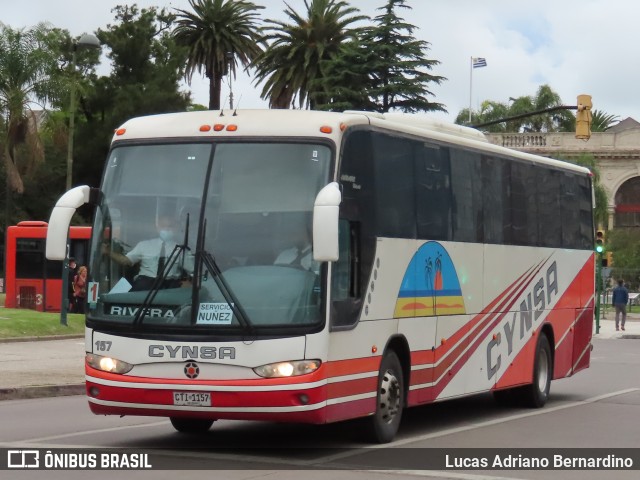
xmin=0 ymin=293 xmax=85 ymax=339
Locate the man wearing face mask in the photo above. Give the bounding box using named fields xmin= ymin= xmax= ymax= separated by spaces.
xmin=103 ymin=214 xmax=187 ymax=291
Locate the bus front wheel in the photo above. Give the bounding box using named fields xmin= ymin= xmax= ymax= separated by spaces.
xmin=170 ymin=417 xmax=215 ymax=433
xmin=367 ymin=351 xmax=404 ymax=443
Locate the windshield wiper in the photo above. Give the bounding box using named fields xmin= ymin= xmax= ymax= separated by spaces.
xmin=198 ymin=249 xmax=253 ymax=333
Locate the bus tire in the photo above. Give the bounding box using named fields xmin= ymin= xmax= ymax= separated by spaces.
xmin=367 ymin=351 xmax=404 ymax=443
xmin=170 ymin=417 xmax=215 ymax=433
xmin=519 ymin=333 xmax=552 ymax=408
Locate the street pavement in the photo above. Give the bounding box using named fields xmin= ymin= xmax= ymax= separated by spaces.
xmin=0 ymin=312 xmax=639 ymax=401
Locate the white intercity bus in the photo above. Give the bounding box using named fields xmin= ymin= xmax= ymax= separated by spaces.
xmin=46 ymin=110 xmax=595 ymax=443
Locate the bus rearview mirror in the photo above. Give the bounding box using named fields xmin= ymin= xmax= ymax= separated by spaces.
xmin=313 ymin=182 xmax=341 ymax=262
xmin=46 ymin=185 xmax=92 ymax=260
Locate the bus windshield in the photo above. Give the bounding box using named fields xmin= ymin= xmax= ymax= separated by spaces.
xmin=88 ymin=141 xmax=332 ymax=333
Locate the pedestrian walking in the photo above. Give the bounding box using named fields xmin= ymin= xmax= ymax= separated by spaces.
xmin=612 ymin=279 xmax=629 ymax=331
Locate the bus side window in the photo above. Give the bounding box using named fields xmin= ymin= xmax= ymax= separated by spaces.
xmin=330 ymin=219 xmax=361 ymax=329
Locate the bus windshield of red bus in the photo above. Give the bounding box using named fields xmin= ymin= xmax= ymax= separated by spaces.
xmin=88 ymin=141 xmax=332 ymax=333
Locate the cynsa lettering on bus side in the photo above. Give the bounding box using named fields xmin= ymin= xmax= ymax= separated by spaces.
xmin=196 ymin=302 xmax=234 ymax=325
xmin=486 ymin=261 xmax=559 ymax=381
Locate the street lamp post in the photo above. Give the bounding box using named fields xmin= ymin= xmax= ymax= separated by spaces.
xmin=61 ymin=33 xmax=99 ymax=326
xmin=65 ymin=33 xmax=100 ymax=191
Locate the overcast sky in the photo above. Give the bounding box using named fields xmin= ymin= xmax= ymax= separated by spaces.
xmin=2 ymin=0 xmax=636 ymax=123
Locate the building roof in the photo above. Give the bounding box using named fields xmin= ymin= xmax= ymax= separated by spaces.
xmin=608 ymin=117 xmax=640 ymax=133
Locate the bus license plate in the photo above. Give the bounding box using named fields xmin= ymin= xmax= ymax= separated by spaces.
xmin=173 ymin=392 xmax=211 ymax=407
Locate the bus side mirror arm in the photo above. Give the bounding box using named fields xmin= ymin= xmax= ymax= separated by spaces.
xmin=46 ymin=185 xmax=94 ymax=260
xmin=313 ymin=182 xmax=342 ymax=262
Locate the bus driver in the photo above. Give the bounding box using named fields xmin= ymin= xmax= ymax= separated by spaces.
xmin=102 ymin=214 xmax=190 ymax=291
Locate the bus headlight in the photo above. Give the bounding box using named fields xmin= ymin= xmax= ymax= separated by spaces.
xmin=253 ymin=359 xmax=321 ymax=378
xmin=86 ymin=353 xmax=133 ymax=374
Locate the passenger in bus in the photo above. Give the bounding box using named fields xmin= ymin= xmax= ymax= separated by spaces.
xmin=274 ymin=225 xmax=315 ymax=271
xmin=73 ymin=265 xmax=87 ymax=313
xmin=102 ymin=214 xmax=191 ymax=291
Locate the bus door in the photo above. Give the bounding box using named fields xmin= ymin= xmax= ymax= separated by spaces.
xmin=14 ymin=238 xmax=47 ymax=311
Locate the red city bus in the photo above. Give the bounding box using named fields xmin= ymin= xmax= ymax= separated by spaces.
xmin=4 ymin=221 xmax=91 ymax=311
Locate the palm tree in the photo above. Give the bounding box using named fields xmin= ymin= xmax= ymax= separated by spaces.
xmin=253 ymin=0 xmax=366 ymax=109
xmin=460 ymin=85 xmax=579 ymax=133
xmin=591 ymin=110 xmax=620 ymax=132
xmin=172 ymin=0 xmax=265 ymax=110
xmin=509 ymin=85 xmax=575 ymax=133
xmin=0 ymin=23 xmax=57 ymax=195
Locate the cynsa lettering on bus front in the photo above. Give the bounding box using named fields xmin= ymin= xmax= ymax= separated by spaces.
xmin=486 ymin=261 xmax=559 ymax=380
xmin=148 ymin=345 xmax=236 ymax=360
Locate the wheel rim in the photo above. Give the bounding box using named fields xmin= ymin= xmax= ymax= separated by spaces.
xmin=379 ymin=368 xmax=401 ymax=424
xmin=537 ymin=349 xmax=549 ymax=393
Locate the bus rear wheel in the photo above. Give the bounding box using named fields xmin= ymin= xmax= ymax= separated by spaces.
xmin=519 ymin=333 xmax=552 ymax=408
xmin=367 ymin=351 xmax=404 ymax=443
xmin=170 ymin=417 xmax=215 ymax=433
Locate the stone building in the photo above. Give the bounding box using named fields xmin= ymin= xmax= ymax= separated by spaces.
xmin=485 ymin=118 xmax=640 ymax=230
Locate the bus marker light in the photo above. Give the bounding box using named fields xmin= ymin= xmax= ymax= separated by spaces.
xmin=340 ymin=123 xmax=347 ymax=132
xmin=115 ymin=128 xmax=126 ymax=136
xmin=372 ymin=346 xmax=378 ymax=354
xmin=226 ymin=124 xmax=238 ymax=131
xmin=441 ymin=338 xmax=446 ymax=345
xmin=199 ymin=125 xmax=211 ymax=132
xmin=320 ymin=126 xmax=333 ymax=134
xmin=213 ymin=124 xmax=225 ymax=131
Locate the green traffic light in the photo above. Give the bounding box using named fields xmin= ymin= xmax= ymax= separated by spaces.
xmin=596 ymin=245 xmax=604 ymax=253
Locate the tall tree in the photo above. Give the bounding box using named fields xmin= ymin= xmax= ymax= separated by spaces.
xmin=72 ymin=5 xmax=190 ymax=190
xmin=253 ymin=0 xmax=365 ymax=109
xmin=310 ymin=38 xmax=377 ymax=111
xmin=173 ymin=0 xmax=264 ymax=111
xmin=0 ymin=23 xmax=59 ymax=195
xmin=359 ymin=0 xmax=445 ymax=113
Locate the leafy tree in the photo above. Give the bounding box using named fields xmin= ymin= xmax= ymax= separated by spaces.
xmin=0 ymin=23 xmax=59 ymax=195
xmin=568 ymin=153 xmax=608 ymax=227
xmin=72 ymin=5 xmax=191 ymax=190
xmin=455 ymin=100 xmax=512 ymax=132
xmin=173 ymin=0 xmax=264 ymax=111
xmin=360 ymin=0 xmax=445 ymax=113
xmin=607 ymin=229 xmax=640 ymax=290
xmin=254 ymin=0 xmax=365 ymax=109
xmin=458 ymin=85 xmax=575 ymax=132
xmin=313 ymin=0 xmax=445 ymax=113
xmin=591 ymin=109 xmax=620 ymax=132
xmin=310 ymin=38 xmax=377 ymax=111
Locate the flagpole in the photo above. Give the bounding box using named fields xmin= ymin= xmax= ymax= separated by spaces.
xmin=469 ymin=56 xmax=473 ymax=123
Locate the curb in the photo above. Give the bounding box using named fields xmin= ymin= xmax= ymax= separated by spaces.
xmin=0 ymin=335 xmax=84 ymax=344
xmin=0 ymin=384 xmax=85 ymax=401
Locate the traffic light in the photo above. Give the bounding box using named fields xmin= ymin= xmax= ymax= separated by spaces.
xmin=595 ymin=229 xmax=605 ymax=253
xmin=606 ymin=251 xmax=614 ymax=267
xmin=576 ymin=94 xmax=592 ymax=140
